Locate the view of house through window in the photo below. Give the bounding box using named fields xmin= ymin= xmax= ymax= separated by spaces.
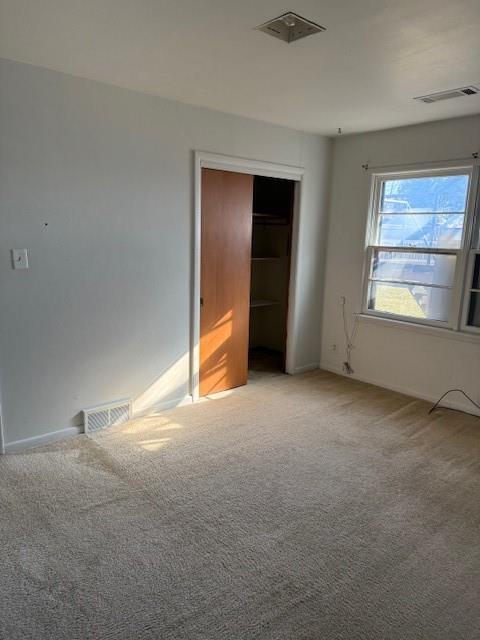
xmin=365 ymin=169 xmax=475 ymax=326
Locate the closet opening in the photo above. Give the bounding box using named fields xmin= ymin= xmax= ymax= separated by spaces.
xmin=197 ymin=156 xmax=302 ymax=399
xmin=249 ymin=175 xmax=295 ymax=377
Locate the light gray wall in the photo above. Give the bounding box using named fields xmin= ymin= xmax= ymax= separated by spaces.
xmin=321 ymin=114 xmax=480 ymax=409
xmin=0 ymin=59 xmax=331 ymax=447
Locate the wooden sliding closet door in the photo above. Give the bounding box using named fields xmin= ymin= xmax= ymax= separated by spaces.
xmin=200 ymin=169 xmax=253 ymax=396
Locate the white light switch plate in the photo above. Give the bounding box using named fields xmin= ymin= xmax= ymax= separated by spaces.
xmin=12 ymin=249 xmax=29 ymax=270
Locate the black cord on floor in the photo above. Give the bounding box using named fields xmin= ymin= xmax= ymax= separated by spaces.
xmin=429 ymin=389 xmax=480 ymax=417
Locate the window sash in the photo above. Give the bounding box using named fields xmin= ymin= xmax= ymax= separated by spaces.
xmin=369 ymin=247 xmax=458 ymax=287
xmin=369 ymin=245 xmax=460 ymax=255
xmin=369 ymin=279 xmax=453 ymax=290
xmin=370 ymin=279 xmax=454 ymax=290
xmin=364 ymin=246 xmax=458 ymax=326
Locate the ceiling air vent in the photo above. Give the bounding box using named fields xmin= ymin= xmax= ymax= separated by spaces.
xmin=256 ymin=12 xmax=326 ymax=43
xmin=414 ymin=86 xmax=480 ymax=104
xmin=83 ymin=399 xmax=131 ymax=434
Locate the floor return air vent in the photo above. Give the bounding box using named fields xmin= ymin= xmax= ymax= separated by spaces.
xmin=83 ymin=399 xmax=132 ymax=433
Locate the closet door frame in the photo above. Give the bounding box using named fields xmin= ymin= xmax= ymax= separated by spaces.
xmin=192 ymin=151 xmax=304 ymax=401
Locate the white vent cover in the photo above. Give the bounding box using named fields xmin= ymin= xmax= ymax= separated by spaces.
xmin=414 ymin=86 xmax=480 ymax=104
xmin=256 ymin=12 xmax=326 ymax=43
xmin=83 ymin=399 xmax=131 ymax=433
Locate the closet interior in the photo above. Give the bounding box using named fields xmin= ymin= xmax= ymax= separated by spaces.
xmin=249 ymin=176 xmax=295 ymax=374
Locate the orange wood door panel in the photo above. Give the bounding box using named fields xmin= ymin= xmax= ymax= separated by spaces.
xmin=200 ymin=169 xmax=253 ymax=396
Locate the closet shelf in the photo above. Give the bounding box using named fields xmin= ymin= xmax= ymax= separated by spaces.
xmin=253 ymin=212 xmax=289 ymax=225
xmin=251 ymin=257 xmax=280 ymax=262
xmin=250 ymin=299 xmax=280 ymax=309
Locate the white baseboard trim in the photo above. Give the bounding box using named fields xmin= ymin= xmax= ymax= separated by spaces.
xmin=4 ymin=426 xmax=83 ymax=453
xmin=4 ymin=395 xmax=194 ymax=454
xmin=4 ymin=395 xmax=192 ymax=453
xmin=319 ymin=362 xmax=480 ymax=416
xmin=133 ymin=394 xmax=192 ymax=418
xmin=291 ymin=362 xmax=320 ymax=374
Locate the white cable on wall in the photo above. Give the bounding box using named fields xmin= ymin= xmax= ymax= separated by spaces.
xmin=341 ymin=297 xmax=359 ymax=375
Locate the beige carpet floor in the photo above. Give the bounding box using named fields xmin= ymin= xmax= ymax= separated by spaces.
xmin=1 ymin=370 xmax=480 ymax=639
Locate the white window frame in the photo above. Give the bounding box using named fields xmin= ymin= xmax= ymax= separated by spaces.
xmin=362 ymin=163 xmax=480 ymax=331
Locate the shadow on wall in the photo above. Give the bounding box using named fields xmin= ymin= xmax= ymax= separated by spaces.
xmin=132 ymin=351 xmax=191 ymax=416
xmin=131 ymin=304 xmax=236 ymax=416
xmin=68 ymin=351 xmax=191 ymax=431
xmin=81 ymin=305 xmax=240 ymax=452
xmin=69 ymin=301 xmax=236 ymax=434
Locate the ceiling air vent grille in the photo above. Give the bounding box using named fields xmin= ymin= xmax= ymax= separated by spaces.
xmin=256 ymin=12 xmax=326 ymax=43
xmin=414 ymin=86 xmax=480 ymax=104
xmin=83 ymin=399 xmax=131 ymax=434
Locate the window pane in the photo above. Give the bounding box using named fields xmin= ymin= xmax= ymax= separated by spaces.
xmin=372 ymin=251 xmax=456 ymax=287
xmin=377 ymin=213 xmax=464 ymax=249
xmin=472 ymin=254 xmax=480 ymax=290
xmin=380 ymin=174 xmax=469 ymax=213
xmin=368 ymin=281 xmax=451 ymax=321
xmin=467 ymin=292 xmax=480 ymax=327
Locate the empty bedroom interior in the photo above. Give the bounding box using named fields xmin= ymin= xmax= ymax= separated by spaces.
xmin=1 ymin=1 xmax=480 ymax=639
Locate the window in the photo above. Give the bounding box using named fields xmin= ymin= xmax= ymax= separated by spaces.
xmin=464 ymin=251 xmax=480 ymax=330
xmin=364 ymin=166 xmax=479 ymax=329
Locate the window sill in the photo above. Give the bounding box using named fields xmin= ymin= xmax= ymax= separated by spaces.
xmin=357 ymin=313 xmax=480 ymax=344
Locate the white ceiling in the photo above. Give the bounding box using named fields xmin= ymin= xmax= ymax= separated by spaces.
xmin=1 ymin=0 xmax=480 ymax=135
